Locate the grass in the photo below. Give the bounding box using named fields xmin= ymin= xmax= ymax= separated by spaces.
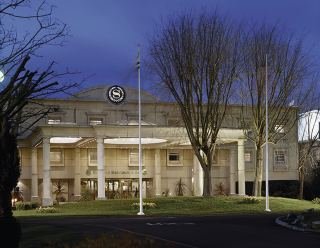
xmin=14 ymin=196 xmax=320 ymax=217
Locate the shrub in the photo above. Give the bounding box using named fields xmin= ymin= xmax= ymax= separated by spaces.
xmin=15 ymin=201 xmax=39 ymax=210
xmin=215 ymin=182 xmax=227 ymax=196
xmin=312 ymin=197 xmax=320 ymax=204
xmin=239 ymin=196 xmax=261 ymax=204
xmin=131 ymin=202 xmax=157 ymax=209
xmin=36 ymin=206 xmax=58 ymax=213
xmin=175 ymin=178 xmax=187 ymax=196
xmin=80 ymin=189 xmax=95 ymax=201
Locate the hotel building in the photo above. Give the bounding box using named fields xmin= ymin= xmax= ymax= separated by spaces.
xmin=16 ymin=85 xmax=299 ymax=205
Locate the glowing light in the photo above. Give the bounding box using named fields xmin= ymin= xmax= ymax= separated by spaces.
xmin=0 ymin=71 xmax=4 ymax=82
xmin=104 ymin=138 xmax=167 ymax=145
xmin=50 ymin=137 xmax=82 ymax=143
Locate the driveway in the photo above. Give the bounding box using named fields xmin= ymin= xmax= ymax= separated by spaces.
xmin=19 ymin=214 xmax=320 ymax=248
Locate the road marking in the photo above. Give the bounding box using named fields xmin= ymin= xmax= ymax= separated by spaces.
xmin=146 ymin=222 xmax=195 ymax=226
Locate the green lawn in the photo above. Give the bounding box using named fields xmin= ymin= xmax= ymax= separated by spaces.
xmin=14 ymin=196 xmax=320 ymax=217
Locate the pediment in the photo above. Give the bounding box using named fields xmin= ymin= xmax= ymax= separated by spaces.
xmin=71 ymin=85 xmax=158 ymax=103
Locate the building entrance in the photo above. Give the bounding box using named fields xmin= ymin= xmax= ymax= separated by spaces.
xmin=106 ymin=179 xmax=152 ymax=199
xmin=81 ymin=178 xmax=152 ymax=199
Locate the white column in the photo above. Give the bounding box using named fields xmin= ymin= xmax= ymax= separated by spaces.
xmin=97 ymin=137 xmax=106 ymax=200
xmin=31 ymin=148 xmax=39 ymax=202
xmin=74 ymin=148 xmax=81 ymax=200
xmin=42 ymin=137 xmax=53 ymax=206
xmin=229 ymin=148 xmax=236 ymax=195
xmin=193 ymin=154 xmax=203 ymax=196
xmin=237 ymin=140 xmax=246 ymax=195
xmin=154 ymin=149 xmax=161 ymax=197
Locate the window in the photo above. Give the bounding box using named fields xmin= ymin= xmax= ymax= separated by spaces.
xmin=50 ymin=149 xmax=64 ymax=166
xmin=274 ymin=150 xmax=287 ymax=167
xmin=244 ymin=150 xmax=254 ymax=171
xmin=169 ymin=153 xmax=180 ymax=161
xmin=275 ymin=125 xmax=285 ymax=133
xmin=48 ymin=117 xmax=61 ymax=124
xmin=88 ymin=149 xmax=97 ymax=166
xmin=89 ymin=117 xmax=103 ymax=125
xmin=129 ymin=149 xmax=144 ymax=166
xmin=167 ymin=150 xmax=183 ymax=166
xmin=244 ymin=151 xmax=252 ymax=162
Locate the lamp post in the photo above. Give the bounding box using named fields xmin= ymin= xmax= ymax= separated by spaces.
xmin=265 ymin=54 xmax=271 ymax=212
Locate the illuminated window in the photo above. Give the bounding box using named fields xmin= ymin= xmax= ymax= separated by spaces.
xmin=50 ymin=149 xmax=64 ymax=166
xmin=129 ymin=150 xmax=138 ymax=165
xmin=88 ymin=149 xmax=97 ymax=166
xmin=48 ymin=117 xmax=61 ymax=124
xmin=129 ymin=149 xmax=144 ymax=166
xmin=244 ymin=152 xmax=252 ymax=162
xmin=89 ymin=117 xmax=103 ymax=125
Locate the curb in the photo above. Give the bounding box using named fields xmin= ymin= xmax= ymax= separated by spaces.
xmin=275 ymin=217 xmax=319 ymax=233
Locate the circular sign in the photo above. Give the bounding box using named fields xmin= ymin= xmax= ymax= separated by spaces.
xmin=107 ymin=85 xmax=126 ymax=104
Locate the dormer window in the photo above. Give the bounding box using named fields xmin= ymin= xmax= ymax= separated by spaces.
xmin=48 ymin=117 xmax=61 ymax=124
xmin=86 ymin=112 xmax=106 ymax=126
xmin=89 ymin=117 xmax=103 ymax=125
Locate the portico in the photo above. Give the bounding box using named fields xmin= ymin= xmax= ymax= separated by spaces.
xmin=24 ymin=125 xmax=246 ymax=206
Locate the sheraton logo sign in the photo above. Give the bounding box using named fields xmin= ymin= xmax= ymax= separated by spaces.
xmin=106 ymin=85 xmax=126 ymax=104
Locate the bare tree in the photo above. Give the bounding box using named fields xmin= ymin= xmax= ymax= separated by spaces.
xmin=298 ymin=109 xmax=320 ymax=199
xmin=149 ymin=12 xmax=241 ymax=196
xmin=0 ymin=0 xmax=74 ymax=221
xmin=240 ymin=24 xmax=315 ymax=196
xmin=0 ymin=0 xmax=67 ymax=73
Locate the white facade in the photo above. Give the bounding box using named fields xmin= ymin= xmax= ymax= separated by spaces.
xmin=16 ymin=86 xmax=299 ymax=205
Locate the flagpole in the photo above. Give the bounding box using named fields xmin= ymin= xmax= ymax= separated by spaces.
xmin=265 ymin=54 xmax=271 ymax=212
xmin=137 ymin=46 xmax=144 ymax=216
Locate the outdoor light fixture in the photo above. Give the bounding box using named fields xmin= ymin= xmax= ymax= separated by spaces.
xmin=0 ymin=70 xmax=4 ymax=82
xmin=50 ymin=137 xmax=82 ymax=144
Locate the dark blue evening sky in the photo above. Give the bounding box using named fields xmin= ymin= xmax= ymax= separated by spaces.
xmin=30 ymin=0 xmax=320 ymax=91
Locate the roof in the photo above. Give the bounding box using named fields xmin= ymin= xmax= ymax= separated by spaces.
xmin=70 ymin=85 xmax=158 ymax=103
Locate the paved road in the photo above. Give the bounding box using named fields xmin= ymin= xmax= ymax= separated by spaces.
xmin=19 ymin=214 xmax=320 ymax=248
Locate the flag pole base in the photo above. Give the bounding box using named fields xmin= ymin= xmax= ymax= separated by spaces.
xmin=137 ymin=212 xmax=145 ymax=216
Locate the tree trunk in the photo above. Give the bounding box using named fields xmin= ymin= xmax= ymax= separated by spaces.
xmin=253 ymin=146 xmax=263 ymax=196
xmin=0 ymin=128 xmax=21 ymax=218
xmin=203 ymin=166 xmax=212 ymax=196
xmin=298 ymin=168 xmax=305 ymax=200
xmin=0 ymin=188 xmax=13 ymax=218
